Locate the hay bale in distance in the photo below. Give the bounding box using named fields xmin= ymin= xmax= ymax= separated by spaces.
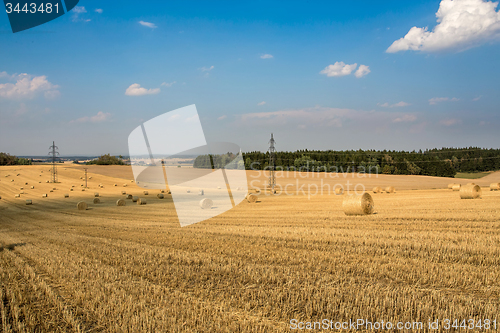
xmin=372 ymin=187 xmax=382 ymax=193
xmin=93 ymin=198 xmax=101 ymax=204
xmin=217 ymin=186 xmax=221 ymax=189
xmin=342 ymin=193 xmax=374 ymax=216
xmin=246 ymin=193 xmax=258 ymax=203
xmin=64 ymin=194 xmax=69 ymax=198
xmin=143 ymin=191 xmax=148 ymax=195
xmin=160 ymin=190 xmax=165 ymax=194
xmin=489 ymin=183 xmax=500 ymax=191
xmin=199 ymin=189 xmax=204 ymax=195
xmin=94 ymin=192 xmax=99 ymax=197
xmin=30 ymin=186 xmax=34 ymax=189
xmin=137 ymin=198 xmax=147 ymax=205
xmin=70 ymin=188 xmax=73 ymax=191
xmin=452 ymin=184 xmax=461 ymax=191
xmin=52 ymin=187 xmax=56 ymax=191
xmin=121 ymin=191 xmax=127 ymax=195
xmin=448 ymin=183 xmax=454 ymax=189
xmin=460 ymin=184 xmax=482 ymax=199
xmin=467 ymin=183 xmax=476 ymax=186
xmin=186 ymin=190 xmax=191 ymax=193
xmin=77 ymin=201 xmax=88 ymax=210
xmin=114 ymin=184 xmax=117 ymax=187
xmin=385 ymin=186 xmax=395 ymax=194
xmin=132 ymin=196 xmax=138 ymax=202
xmin=81 ymin=189 xmax=85 ymax=192
xmin=116 ymin=199 xmax=126 ymax=206
xmin=25 ymin=200 xmax=32 ymax=205
xmin=49 ymin=190 xmax=53 ymax=193
xmin=126 ymin=194 xmax=133 ymax=199
xmin=123 ymin=184 xmax=127 ymax=187
xmin=157 ymin=193 xmax=164 ymax=199
xmin=15 ymin=194 xmax=20 ymax=198
xmin=334 ymin=187 xmax=344 ymax=195
xmin=42 ymin=194 xmax=47 ymax=198
xmin=199 ymin=198 xmax=213 ymax=209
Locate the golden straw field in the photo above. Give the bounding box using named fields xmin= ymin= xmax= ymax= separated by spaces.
xmin=1 ymin=165 xmax=499 ymax=332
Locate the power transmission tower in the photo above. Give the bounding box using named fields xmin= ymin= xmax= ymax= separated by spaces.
xmin=48 ymin=141 xmax=59 ymax=183
xmin=268 ymin=133 xmax=276 ymax=192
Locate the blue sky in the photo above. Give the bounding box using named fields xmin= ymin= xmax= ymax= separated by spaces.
xmin=1 ymin=0 xmax=499 ymax=155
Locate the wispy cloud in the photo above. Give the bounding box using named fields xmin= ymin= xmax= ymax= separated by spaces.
xmin=95 ymin=8 xmax=103 ymax=14
xmin=472 ymin=96 xmax=482 ymax=101
xmin=125 ymin=83 xmax=160 ymax=96
xmin=320 ymin=61 xmax=370 ymax=78
xmin=139 ymin=21 xmax=157 ymax=29
xmin=217 ymin=115 xmax=227 ymax=120
xmin=161 ymin=81 xmax=176 ymax=87
xmin=0 ymin=72 xmax=60 ymax=99
xmin=260 ymin=54 xmax=273 ymax=59
xmin=429 ymin=97 xmax=459 ymax=105
xmin=440 ymin=118 xmax=462 ymax=126
xmin=378 ymin=101 xmax=410 ymax=108
xmin=387 ymin=0 xmax=500 ymax=53
xmin=71 ymin=111 xmax=111 ymax=124
xmin=257 ymin=101 xmax=266 ymax=106
xmin=200 ymin=66 xmax=214 ymax=72
xmin=393 ymin=114 xmax=417 ymax=123
xmin=72 ymin=6 xmax=90 ymax=22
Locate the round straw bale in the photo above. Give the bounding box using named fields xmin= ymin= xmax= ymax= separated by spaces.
xmin=15 ymin=194 xmax=20 ymax=198
xmin=372 ymin=187 xmax=382 ymax=193
xmin=94 ymin=192 xmax=99 ymax=197
xmin=132 ymin=196 xmax=138 ymax=202
xmin=157 ymin=193 xmax=164 ymax=199
xmin=199 ymin=189 xmax=204 ymax=195
xmin=460 ymin=184 xmax=482 ymax=199
xmin=452 ymin=184 xmax=461 ymax=191
xmin=80 ymin=184 xmax=84 ymax=187
xmin=489 ymin=183 xmax=500 ymax=191
xmin=20 ymin=191 xmax=24 ymax=194
xmin=52 ymin=187 xmax=56 ymax=190
xmin=77 ymin=201 xmax=88 ymax=210
xmin=11 ymin=179 xmax=14 ymax=182
xmin=93 ymin=198 xmax=100 ymax=204
xmin=126 ymin=194 xmax=133 ymax=199
xmin=30 ymin=186 xmax=34 ymax=189
xmin=186 ymin=190 xmax=191 ymax=193
xmin=70 ymin=188 xmax=73 ymax=191
xmin=131 ymin=180 xmax=134 ymax=183
xmin=246 ymin=193 xmax=258 ymax=203
xmin=385 ymin=186 xmax=395 ymax=193
xmin=89 ymin=177 xmax=92 ymax=180
xmin=123 ymin=184 xmax=127 ymax=187
xmin=81 ymin=189 xmax=85 ymax=192
xmin=116 ymin=199 xmax=126 ymax=206
xmin=448 ymin=183 xmax=454 ymax=189
xmin=42 ymin=194 xmax=47 ymax=198
xmin=334 ymin=187 xmax=344 ymax=195
xmin=0 ymin=196 xmax=2 ymax=199
xmin=49 ymin=190 xmax=53 ymax=193
xmin=137 ymin=198 xmax=147 ymax=205
xmin=25 ymin=200 xmax=32 ymax=205
xmin=20 ymin=187 xmax=23 ymax=190
xmin=160 ymin=190 xmax=165 ymax=193
xmin=114 ymin=184 xmax=117 ymax=186
xmin=467 ymin=182 xmax=475 ymax=185
xmin=64 ymin=194 xmax=69 ymax=198
xmin=167 ymin=190 xmax=171 ymax=194
xmin=217 ymin=186 xmax=221 ymax=189
xmin=80 ymin=177 xmax=83 ymax=179
xmin=24 ymin=182 xmax=28 ymax=185
xmin=71 ymin=185 xmax=75 ymax=187
xmin=121 ymin=191 xmax=126 ymax=195
xmin=200 ymin=198 xmax=213 ymax=209
xmin=143 ymin=191 xmax=149 ymax=195
xmin=342 ymin=193 xmax=374 ymax=216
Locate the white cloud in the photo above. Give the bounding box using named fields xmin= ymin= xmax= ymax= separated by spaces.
xmin=200 ymin=66 xmax=214 ymax=72
xmin=71 ymin=111 xmax=111 ymax=124
xmin=0 ymin=72 xmax=60 ymax=99
xmin=218 ymin=115 xmax=227 ymax=120
xmin=95 ymin=8 xmax=103 ymax=14
xmin=260 ymin=54 xmax=274 ymax=59
xmin=161 ymin=81 xmax=176 ymax=87
xmin=354 ymin=64 xmax=371 ymax=78
xmin=387 ymin=0 xmax=500 ymax=53
xmin=440 ymin=118 xmax=462 ymax=126
xmin=139 ymin=21 xmax=157 ymax=29
xmin=320 ymin=62 xmax=358 ymax=77
xmin=393 ymin=114 xmax=417 ymax=123
xmin=257 ymin=101 xmax=266 ymax=106
xmin=72 ymin=6 xmax=90 ymax=22
xmin=473 ymin=95 xmax=482 ymax=101
xmin=125 ymin=83 xmax=160 ymax=96
xmin=429 ymin=97 xmax=459 ymax=105
xmin=379 ymin=101 xmax=410 ymax=108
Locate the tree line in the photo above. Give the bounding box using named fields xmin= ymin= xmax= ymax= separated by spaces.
xmin=0 ymin=152 xmax=32 ymax=165
xmin=241 ymin=147 xmax=500 ymax=177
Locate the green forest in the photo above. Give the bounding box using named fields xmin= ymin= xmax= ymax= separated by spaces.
xmin=194 ymin=147 xmax=500 ymax=178
xmin=0 ymin=152 xmax=32 ymax=166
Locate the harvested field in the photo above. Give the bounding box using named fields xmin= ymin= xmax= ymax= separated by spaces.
xmin=0 ymin=165 xmax=499 ymax=332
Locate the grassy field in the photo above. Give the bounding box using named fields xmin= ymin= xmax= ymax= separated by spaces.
xmin=1 ymin=165 xmax=499 ymax=332
xmin=454 ymin=171 xmax=493 ymax=179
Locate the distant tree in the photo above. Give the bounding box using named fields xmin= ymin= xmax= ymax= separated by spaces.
xmin=86 ymin=154 xmax=125 ymax=165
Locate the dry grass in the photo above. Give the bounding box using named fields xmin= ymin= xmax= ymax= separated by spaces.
xmin=0 ymin=165 xmax=499 ymax=332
